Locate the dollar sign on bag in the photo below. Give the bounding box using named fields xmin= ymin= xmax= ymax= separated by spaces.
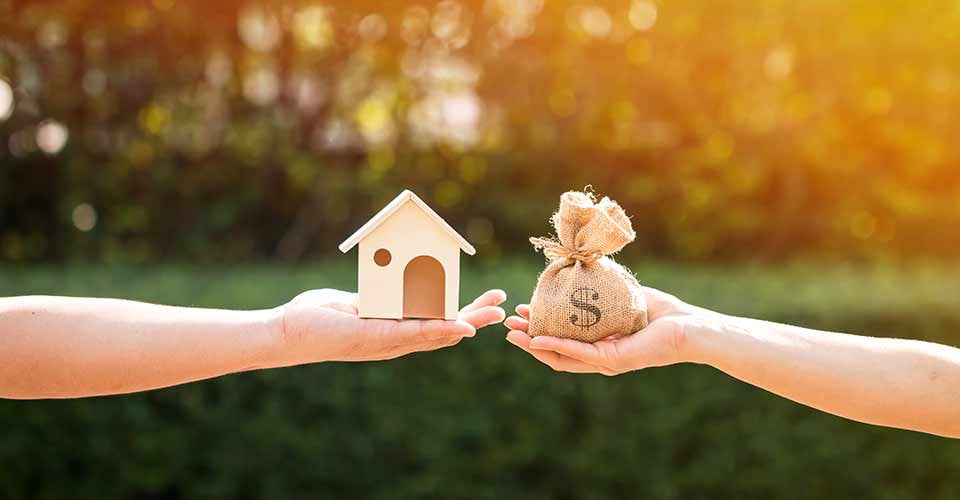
xmin=569 ymin=287 xmax=601 ymax=328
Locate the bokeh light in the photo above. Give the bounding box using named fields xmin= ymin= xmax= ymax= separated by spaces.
xmin=238 ymin=6 xmax=280 ymax=52
xmin=81 ymin=69 xmax=107 ymax=96
xmin=402 ymin=6 xmax=431 ymax=45
xmin=357 ymin=14 xmax=387 ymax=42
xmin=575 ymin=6 xmax=613 ymax=39
xmin=491 ymin=0 xmax=542 ymax=39
xmin=628 ymin=0 xmax=658 ymax=31
xmin=431 ymin=0 xmax=470 ymax=47
xmin=36 ymin=120 xmax=69 ymax=155
xmin=765 ymin=46 xmax=794 ymax=80
xmin=293 ymin=6 xmax=334 ymax=51
xmin=37 ymin=20 xmax=68 ymax=48
xmin=0 ymin=79 xmax=13 ymax=122
xmin=355 ymin=89 xmax=397 ymax=146
xmin=243 ymin=67 xmax=280 ymax=106
xmin=71 ymin=203 xmax=97 ymax=232
xmin=205 ymin=52 xmax=233 ymax=88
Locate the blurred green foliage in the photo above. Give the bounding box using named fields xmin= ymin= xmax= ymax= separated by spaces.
xmin=2 ymin=260 xmax=960 ymax=499
xmin=3 ymin=0 xmax=960 ymax=263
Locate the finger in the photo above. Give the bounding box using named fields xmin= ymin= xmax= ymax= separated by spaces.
xmin=504 ymin=330 xmax=532 ymax=348
xmin=460 ymin=289 xmax=507 ymax=313
xmin=401 ymin=335 xmax=466 ymax=355
xmin=459 ymin=305 xmax=506 ymax=329
xmin=514 ymin=342 xmax=613 ymax=374
xmin=381 ymin=318 xmax=477 ymax=343
xmin=374 ymin=335 xmax=466 ymax=360
xmin=506 ymin=332 xmax=616 ymax=375
xmin=601 ymin=321 xmax=682 ymax=369
xmin=503 ymin=315 xmax=529 ymax=332
xmin=528 ymin=335 xmax=609 ymax=366
xmin=515 ymin=304 xmax=531 ymax=320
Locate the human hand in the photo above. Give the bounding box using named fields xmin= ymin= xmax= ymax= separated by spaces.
xmin=277 ymin=288 xmax=506 ymax=364
xmin=504 ymin=287 xmax=718 ymax=375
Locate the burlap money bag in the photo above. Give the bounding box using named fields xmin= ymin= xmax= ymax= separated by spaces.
xmin=528 ymin=191 xmax=648 ymax=343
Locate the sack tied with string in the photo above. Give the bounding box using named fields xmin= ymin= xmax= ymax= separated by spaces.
xmin=528 ymin=191 xmax=648 ymax=343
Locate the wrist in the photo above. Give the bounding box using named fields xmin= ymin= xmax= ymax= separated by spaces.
xmin=248 ymin=306 xmax=288 ymax=369
xmin=680 ymin=313 xmax=741 ymax=366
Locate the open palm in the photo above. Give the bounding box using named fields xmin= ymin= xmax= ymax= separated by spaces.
xmin=280 ymin=288 xmax=507 ymax=363
xmin=504 ymin=287 xmax=708 ymax=375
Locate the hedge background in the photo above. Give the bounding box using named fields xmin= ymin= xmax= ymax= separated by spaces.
xmin=3 ymin=261 xmax=960 ymax=499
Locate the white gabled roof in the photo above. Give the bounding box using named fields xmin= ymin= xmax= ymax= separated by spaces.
xmin=338 ymin=190 xmax=476 ymax=255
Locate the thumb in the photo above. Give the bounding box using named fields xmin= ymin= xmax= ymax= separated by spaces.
xmin=614 ymin=318 xmax=685 ymax=369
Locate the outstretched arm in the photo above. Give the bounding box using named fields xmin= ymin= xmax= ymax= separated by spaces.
xmin=0 ymin=289 xmax=505 ymax=399
xmin=505 ymin=288 xmax=960 ymax=438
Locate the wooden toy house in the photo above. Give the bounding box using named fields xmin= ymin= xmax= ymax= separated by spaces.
xmin=338 ymin=190 xmax=476 ymax=320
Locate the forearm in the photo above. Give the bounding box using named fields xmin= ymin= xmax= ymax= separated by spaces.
xmin=687 ymin=315 xmax=960 ymax=438
xmin=0 ymin=296 xmax=284 ymax=399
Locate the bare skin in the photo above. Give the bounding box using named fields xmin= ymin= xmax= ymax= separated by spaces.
xmin=505 ymin=287 xmax=960 ymax=439
xmin=0 ymin=289 xmax=506 ymax=399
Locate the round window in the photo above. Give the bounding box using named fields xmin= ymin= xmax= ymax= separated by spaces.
xmin=373 ymin=248 xmax=392 ymax=267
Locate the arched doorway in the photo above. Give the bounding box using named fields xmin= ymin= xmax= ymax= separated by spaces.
xmin=403 ymin=255 xmax=446 ymax=319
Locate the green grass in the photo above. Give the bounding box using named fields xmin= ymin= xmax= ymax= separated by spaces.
xmin=2 ymin=258 xmax=960 ymax=500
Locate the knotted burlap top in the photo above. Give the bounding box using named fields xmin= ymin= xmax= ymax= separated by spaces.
xmin=528 ymin=191 xmax=648 ymax=342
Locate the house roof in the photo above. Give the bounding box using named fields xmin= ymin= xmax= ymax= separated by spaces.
xmin=338 ymin=190 xmax=476 ymax=255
